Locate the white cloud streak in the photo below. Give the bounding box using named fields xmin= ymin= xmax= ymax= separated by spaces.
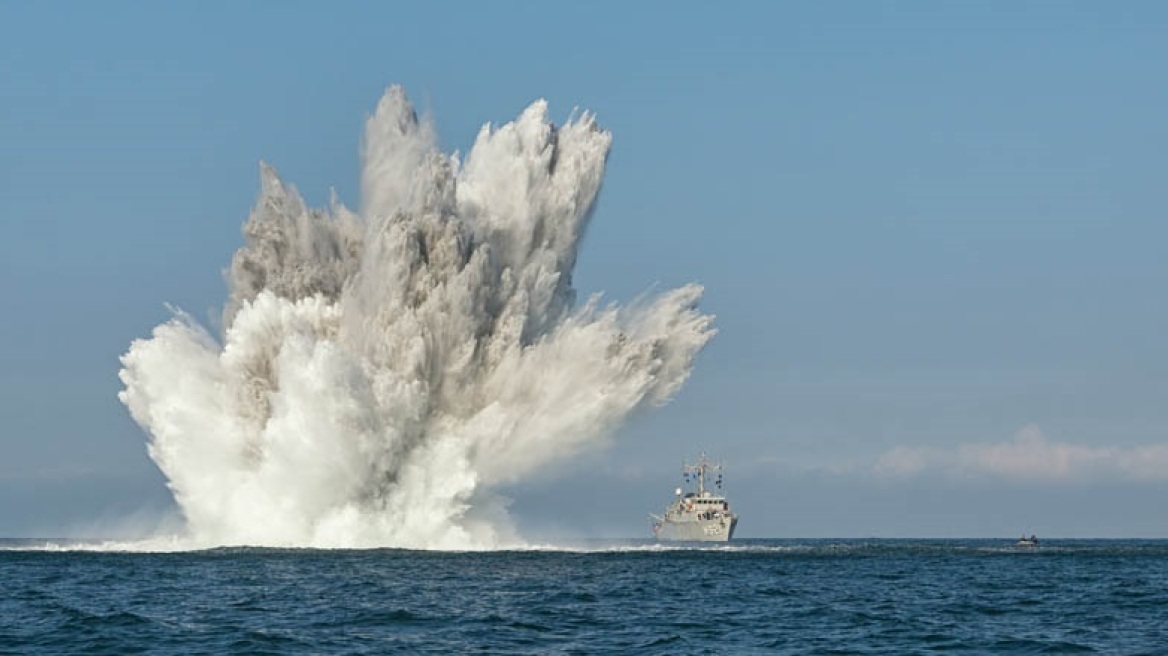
xmin=873 ymin=425 xmax=1168 ymax=483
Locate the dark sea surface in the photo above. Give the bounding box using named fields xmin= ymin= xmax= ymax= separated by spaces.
xmin=2 ymin=539 xmax=1166 ymax=655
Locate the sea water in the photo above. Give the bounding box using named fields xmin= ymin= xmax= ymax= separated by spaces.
xmin=3 ymin=539 xmax=1166 ymax=654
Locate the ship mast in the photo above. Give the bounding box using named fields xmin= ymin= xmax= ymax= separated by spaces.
xmin=683 ymin=453 xmax=723 ymax=496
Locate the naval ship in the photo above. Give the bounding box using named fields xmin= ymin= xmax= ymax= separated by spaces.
xmin=650 ymin=454 xmax=738 ymax=542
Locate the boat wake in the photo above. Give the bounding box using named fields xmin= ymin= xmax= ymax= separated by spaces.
xmin=117 ymin=86 xmax=715 ymax=550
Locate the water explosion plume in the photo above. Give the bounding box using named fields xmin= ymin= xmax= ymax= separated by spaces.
xmin=118 ymin=86 xmax=715 ymax=549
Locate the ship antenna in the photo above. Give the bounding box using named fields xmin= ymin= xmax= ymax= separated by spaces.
xmin=683 ymin=453 xmax=719 ymax=496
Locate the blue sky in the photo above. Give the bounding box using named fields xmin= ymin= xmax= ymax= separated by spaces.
xmin=3 ymin=2 xmax=1168 ymax=538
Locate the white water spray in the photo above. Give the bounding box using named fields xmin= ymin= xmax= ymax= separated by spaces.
xmin=118 ymin=86 xmax=715 ymax=549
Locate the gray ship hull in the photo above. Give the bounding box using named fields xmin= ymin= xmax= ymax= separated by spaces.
xmin=655 ymin=515 xmax=738 ymax=542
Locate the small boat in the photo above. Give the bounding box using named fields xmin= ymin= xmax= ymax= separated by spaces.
xmin=1016 ymin=534 xmax=1039 ymax=547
